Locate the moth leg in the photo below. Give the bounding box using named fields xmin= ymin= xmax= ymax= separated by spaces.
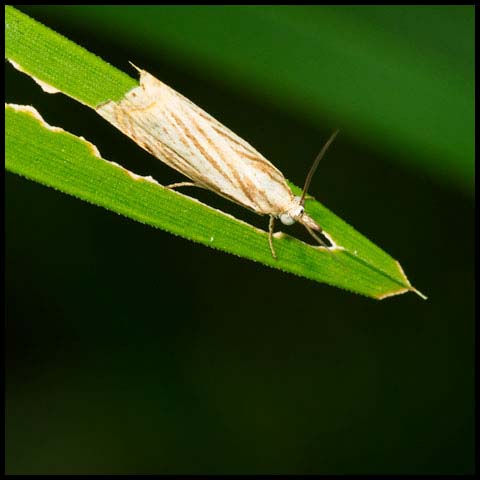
xmin=165 ymin=181 xmax=202 ymax=189
xmin=268 ymin=215 xmax=277 ymax=259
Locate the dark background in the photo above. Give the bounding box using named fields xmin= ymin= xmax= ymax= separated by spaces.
xmin=6 ymin=6 xmax=474 ymax=474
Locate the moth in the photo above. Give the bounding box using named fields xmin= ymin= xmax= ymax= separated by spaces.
xmin=97 ymin=64 xmax=339 ymax=258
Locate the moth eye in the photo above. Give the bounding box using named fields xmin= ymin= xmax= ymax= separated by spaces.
xmin=295 ymin=206 xmax=304 ymax=217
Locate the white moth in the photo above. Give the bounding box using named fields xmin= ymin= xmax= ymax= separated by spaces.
xmin=97 ymin=64 xmax=338 ymax=258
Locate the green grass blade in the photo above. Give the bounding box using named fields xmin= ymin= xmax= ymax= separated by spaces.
xmin=5 ymin=105 xmax=423 ymax=300
xmin=5 ymin=6 xmax=425 ymax=299
xmin=5 ymin=5 xmax=136 ymax=106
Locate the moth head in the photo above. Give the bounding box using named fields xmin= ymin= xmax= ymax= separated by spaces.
xmin=279 ymin=197 xmax=322 ymax=234
xmin=279 ymin=196 xmax=306 ymax=226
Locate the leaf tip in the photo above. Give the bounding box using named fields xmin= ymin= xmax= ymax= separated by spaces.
xmin=394 ymin=260 xmax=427 ymax=301
xmin=410 ymin=287 xmax=428 ymax=300
xmin=374 ymin=260 xmax=427 ymax=301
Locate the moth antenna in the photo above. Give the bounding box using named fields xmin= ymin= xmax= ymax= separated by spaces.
xmin=300 ymin=129 xmax=340 ymax=206
xmin=304 ymin=224 xmax=332 ymax=250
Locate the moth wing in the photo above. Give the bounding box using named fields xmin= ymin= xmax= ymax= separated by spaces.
xmin=97 ymin=69 xmax=295 ymax=216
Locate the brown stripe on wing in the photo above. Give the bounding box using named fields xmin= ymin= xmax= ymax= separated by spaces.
xmin=179 ymin=102 xmax=284 ymax=213
xmin=192 ymin=111 xmax=287 ymax=187
xmin=168 ymin=111 xmax=233 ymax=182
xmin=113 ymin=107 xmax=151 ymax=157
xmin=125 ymin=99 xmax=158 ymax=114
xmin=248 ymin=177 xmax=278 ymax=212
xmin=119 ymin=101 xmax=233 ymax=191
xmin=117 ymin=106 xmax=208 ymax=182
xmin=150 ymin=132 xmax=258 ymax=208
xmin=231 ymin=148 xmax=286 ymax=184
xmin=187 ymin=116 xmax=260 ymax=206
xmin=169 ymin=110 xmax=258 ymax=207
xmin=196 ymin=122 xmax=279 ymax=212
xmin=167 ymin=87 xmax=254 ymax=148
xmin=209 ymin=123 xmax=259 ymax=156
xmin=153 ymin=138 xmax=208 ymax=182
xmin=177 ymin=99 xmax=287 ymax=186
xmin=173 ymin=94 xmax=261 ymax=157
